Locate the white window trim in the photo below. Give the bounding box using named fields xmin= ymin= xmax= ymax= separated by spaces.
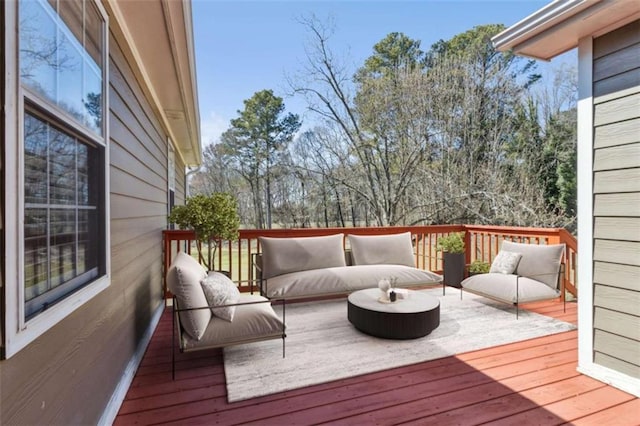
xmin=3 ymin=0 xmax=111 ymax=359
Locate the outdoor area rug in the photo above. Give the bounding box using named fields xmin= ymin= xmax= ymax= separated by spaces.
xmin=223 ymin=288 xmax=576 ymax=402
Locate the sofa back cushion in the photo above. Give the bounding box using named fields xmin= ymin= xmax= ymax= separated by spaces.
xmin=501 ymin=241 xmax=565 ymax=289
xmin=259 ymin=234 xmax=346 ymax=279
xmin=166 ymin=251 xmax=211 ymax=340
xmin=348 ymin=232 xmax=415 ymax=267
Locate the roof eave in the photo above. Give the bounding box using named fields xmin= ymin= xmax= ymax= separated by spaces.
xmin=492 ymin=0 xmax=599 ymax=53
xmin=492 ymin=0 xmax=640 ymax=61
xmin=105 ymin=0 xmax=202 ymax=167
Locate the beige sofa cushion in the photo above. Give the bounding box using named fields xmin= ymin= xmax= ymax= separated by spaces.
xmin=461 ymin=273 xmax=560 ymax=303
xmin=181 ymin=294 xmax=284 ymax=351
xmin=348 ymin=232 xmax=415 ymax=267
xmin=166 ymin=251 xmax=211 ymax=340
xmin=259 ymin=234 xmax=346 ymax=279
xmin=501 ymin=241 xmax=564 ymax=289
xmin=262 ymin=264 xmax=442 ymax=299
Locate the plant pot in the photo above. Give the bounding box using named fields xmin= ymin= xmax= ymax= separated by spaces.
xmin=443 ymin=252 xmax=465 ymax=288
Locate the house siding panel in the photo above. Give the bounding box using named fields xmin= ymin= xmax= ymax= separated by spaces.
xmin=593 ymin=92 xmax=640 ymax=126
xmin=594 ymin=117 xmax=640 ymax=149
xmin=594 ymin=169 xmax=640 ymax=193
xmin=592 ymin=20 xmax=640 ymax=380
xmin=593 ymin=261 xmax=640 ymax=292
xmin=594 ymin=352 xmax=640 ymax=380
xmin=593 ymin=217 xmax=640 ymax=242
xmin=593 ymin=20 xmax=640 ymax=58
xmin=593 ymin=42 xmax=640 ymax=81
xmin=593 ymin=139 xmax=640 ymax=171
xmin=593 ymin=193 xmax=640 ymax=216
xmin=594 ymin=68 xmax=640 ymax=98
xmin=0 ymin=27 xmax=171 ymax=425
xmin=594 ymin=330 xmax=640 ymax=370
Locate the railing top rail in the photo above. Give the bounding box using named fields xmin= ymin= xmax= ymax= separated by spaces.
xmin=236 ymin=225 xmax=465 ymax=239
xmin=462 ymin=224 xmax=563 ymax=236
xmin=163 ymin=225 xmax=467 ymax=240
xmin=162 ymin=225 xmax=577 ymax=241
xmin=163 ymin=224 xmax=574 ymax=240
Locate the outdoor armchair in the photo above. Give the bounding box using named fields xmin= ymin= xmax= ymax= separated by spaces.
xmin=167 ymin=251 xmax=285 ymax=379
xmin=461 ymin=241 xmax=566 ymax=318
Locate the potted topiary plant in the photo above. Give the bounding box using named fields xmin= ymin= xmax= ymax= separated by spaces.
xmin=468 ymin=260 xmax=490 ymax=276
xmin=168 ymin=192 xmax=240 ymax=272
xmin=436 ymin=232 xmax=465 ymax=289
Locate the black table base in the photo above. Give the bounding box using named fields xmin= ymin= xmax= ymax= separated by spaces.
xmin=347 ymin=300 xmax=440 ymax=339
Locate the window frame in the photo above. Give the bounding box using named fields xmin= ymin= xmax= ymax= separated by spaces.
xmin=3 ymin=0 xmax=110 ymax=359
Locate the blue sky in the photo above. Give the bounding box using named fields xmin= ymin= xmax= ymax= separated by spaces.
xmin=192 ymin=0 xmax=575 ymax=147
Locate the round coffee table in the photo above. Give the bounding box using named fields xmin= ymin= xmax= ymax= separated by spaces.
xmin=347 ymin=288 xmax=440 ymax=339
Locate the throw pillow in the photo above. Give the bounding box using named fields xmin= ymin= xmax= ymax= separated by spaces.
xmin=490 ymin=250 xmax=522 ymax=274
xmin=259 ymin=234 xmax=346 ymax=279
xmin=166 ymin=251 xmax=211 ymax=340
xmin=348 ymin=232 xmax=415 ymax=267
xmin=201 ymin=272 xmax=241 ymax=322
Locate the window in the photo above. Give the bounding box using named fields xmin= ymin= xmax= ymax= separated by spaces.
xmin=23 ymin=112 xmax=104 ymax=319
xmin=19 ymin=0 xmax=104 ymax=136
xmin=3 ymin=0 xmax=109 ymax=357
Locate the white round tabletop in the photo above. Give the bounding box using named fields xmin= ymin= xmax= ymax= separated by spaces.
xmin=347 ymin=288 xmax=439 ymax=313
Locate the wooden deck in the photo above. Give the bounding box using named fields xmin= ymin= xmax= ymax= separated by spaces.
xmin=115 ymin=297 xmax=640 ymax=425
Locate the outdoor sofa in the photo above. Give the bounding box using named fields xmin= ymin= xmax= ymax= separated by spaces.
xmin=255 ymin=232 xmax=443 ymax=300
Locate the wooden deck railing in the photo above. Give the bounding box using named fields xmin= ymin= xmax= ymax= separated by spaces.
xmin=163 ymin=225 xmax=578 ymax=300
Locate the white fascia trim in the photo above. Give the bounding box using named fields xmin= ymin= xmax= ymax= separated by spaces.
xmin=98 ymin=301 xmax=165 ymax=426
xmin=178 ymin=0 xmax=202 ymax=162
xmin=576 ymin=36 xmax=595 ymax=373
xmin=492 ymin=0 xmax=600 ymax=50
xmin=577 ymin=363 xmax=640 ymax=398
xmin=105 ymin=1 xmax=201 ymax=167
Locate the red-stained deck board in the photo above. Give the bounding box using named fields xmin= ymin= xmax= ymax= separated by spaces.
xmin=114 ymin=299 xmax=638 ymax=426
xmin=570 ymin=398 xmax=640 ymax=425
xmin=271 ymin=360 xmax=587 ymax=426
xmin=404 ymin=375 xmax=606 ymax=426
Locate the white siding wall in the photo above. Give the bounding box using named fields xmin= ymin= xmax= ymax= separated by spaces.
xmin=592 ymin=20 xmax=640 ymax=380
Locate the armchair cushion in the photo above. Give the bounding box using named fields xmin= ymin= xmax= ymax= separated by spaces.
xmin=201 ymin=272 xmax=241 ymax=322
xmin=348 ymin=232 xmax=415 ymax=267
xmin=461 ymin=273 xmax=560 ymax=304
xmin=489 ymin=250 xmax=522 ymax=274
xmin=181 ymin=294 xmax=284 ymax=351
xmin=501 ymin=241 xmax=565 ymax=289
xmin=259 ymin=234 xmax=346 ymax=279
xmin=166 ymin=251 xmax=211 ymax=340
